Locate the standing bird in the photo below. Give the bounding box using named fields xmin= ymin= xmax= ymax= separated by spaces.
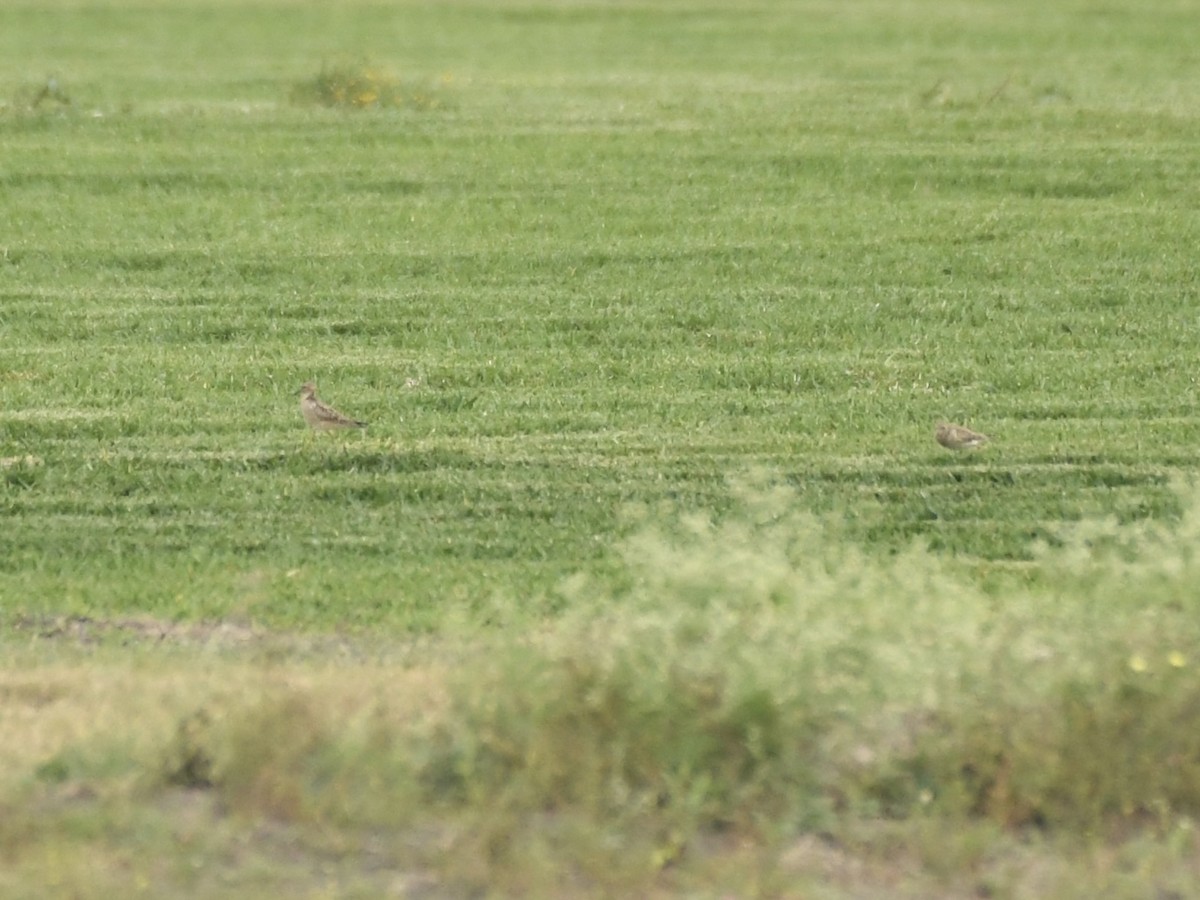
xmin=935 ymin=422 xmax=989 ymax=450
xmin=299 ymin=381 xmax=367 ymax=431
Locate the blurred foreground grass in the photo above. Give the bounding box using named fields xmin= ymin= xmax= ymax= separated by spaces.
xmin=5 ymin=485 xmax=1200 ymax=896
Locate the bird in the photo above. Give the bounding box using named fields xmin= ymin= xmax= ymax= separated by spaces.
xmin=299 ymin=381 xmax=367 ymax=431
xmin=935 ymin=422 xmax=989 ymax=450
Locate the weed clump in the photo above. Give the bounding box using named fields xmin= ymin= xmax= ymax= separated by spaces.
xmin=421 ymin=482 xmax=1200 ymax=857
xmin=291 ymin=63 xmax=443 ymax=110
xmin=161 ymin=708 xmax=217 ymax=789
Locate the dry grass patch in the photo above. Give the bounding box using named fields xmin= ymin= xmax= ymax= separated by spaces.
xmin=0 ymin=624 xmax=452 ymax=796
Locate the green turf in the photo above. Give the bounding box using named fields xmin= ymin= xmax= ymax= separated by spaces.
xmin=4 ymin=0 xmax=1198 ymax=628
xmin=3 ymin=0 xmax=1200 ymax=894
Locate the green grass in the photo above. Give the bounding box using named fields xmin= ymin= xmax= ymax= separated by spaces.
xmin=3 ymin=0 xmax=1200 ymax=894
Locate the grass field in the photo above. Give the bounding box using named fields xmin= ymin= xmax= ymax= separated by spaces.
xmin=3 ymin=0 xmax=1200 ymax=895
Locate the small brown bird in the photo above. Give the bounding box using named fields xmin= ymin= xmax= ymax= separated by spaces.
xmin=299 ymin=381 xmax=366 ymax=431
xmin=935 ymin=422 xmax=989 ymax=450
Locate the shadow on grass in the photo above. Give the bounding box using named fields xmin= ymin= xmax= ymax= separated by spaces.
xmin=307 ymin=447 xmax=479 ymax=474
xmin=227 ymin=446 xmax=479 ymax=475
